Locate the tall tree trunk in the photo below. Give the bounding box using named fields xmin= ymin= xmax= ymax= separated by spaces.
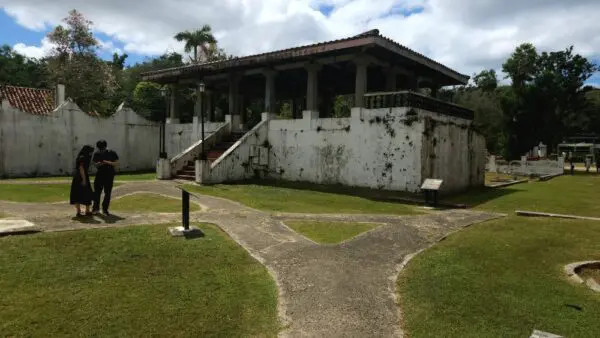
xmin=193 ymin=47 xmax=198 ymax=63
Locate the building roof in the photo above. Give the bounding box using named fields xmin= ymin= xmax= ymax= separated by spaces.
xmin=0 ymin=85 xmax=55 ymax=115
xmin=142 ymin=29 xmax=470 ymax=85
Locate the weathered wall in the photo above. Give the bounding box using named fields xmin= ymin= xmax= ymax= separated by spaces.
xmin=165 ymin=117 xmax=225 ymax=158
xmin=266 ymin=107 xmax=484 ymax=193
xmin=267 ymin=108 xmax=424 ymax=192
xmin=419 ymin=111 xmax=486 ymax=194
xmin=0 ymin=100 xmax=161 ymax=177
xmin=208 ymin=118 xmax=269 ymax=183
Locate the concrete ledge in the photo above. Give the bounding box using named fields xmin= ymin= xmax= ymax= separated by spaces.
xmin=538 ymin=173 xmax=563 ymax=182
xmin=516 ymin=210 xmax=600 ymax=221
xmin=487 ymin=178 xmax=528 ymax=188
xmin=0 ymin=219 xmax=41 ymax=236
xmin=372 ymin=195 xmax=467 ymax=209
xmin=564 ymin=260 xmax=600 ymax=293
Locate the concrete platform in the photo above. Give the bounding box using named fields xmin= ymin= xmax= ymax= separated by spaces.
xmin=168 ymin=225 xmax=204 ymax=238
xmin=0 ymin=219 xmax=41 ymax=235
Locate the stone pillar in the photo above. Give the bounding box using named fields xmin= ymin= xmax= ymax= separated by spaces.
xmin=167 ymin=84 xmax=179 ymax=124
xmin=354 ymin=57 xmax=369 ymax=107
xmin=194 ymin=87 xmax=203 ymax=117
xmin=305 ymin=63 xmax=321 ymax=112
xmin=385 ymin=69 xmax=397 ymax=92
xmin=264 ymin=69 xmax=277 ymax=113
xmin=228 ymin=74 xmax=242 ymax=130
xmin=195 ymin=159 xmax=211 ymax=184
xmin=431 ymin=85 xmax=440 ymax=98
xmin=206 ymin=91 xmax=214 ymax=121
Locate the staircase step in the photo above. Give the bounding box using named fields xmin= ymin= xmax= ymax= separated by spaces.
xmin=175 ymin=174 xmax=195 ymax=181
xmin=178 ymin=170 xmax=195 ymax=176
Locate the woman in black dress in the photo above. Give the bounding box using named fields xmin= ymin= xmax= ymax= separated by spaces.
xmin=70 ymin=145 xmax=95 ymax=217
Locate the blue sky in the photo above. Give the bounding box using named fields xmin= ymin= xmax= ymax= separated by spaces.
xmin=0 ymin=3 xmax=598 ymax=86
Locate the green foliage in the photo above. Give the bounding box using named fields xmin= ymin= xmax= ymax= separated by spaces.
xmin=332 ymin=95 xmax=352 ymax=117
xmin=132 ymin=81 xmax=164 ymax=121
xmin=174 ymin=25 xmax=217 ymax=63
xmin=45 ymin=10 xmax=117 ymax=116
xmin=472 ymin=69 xmax=498 ymax=92
xmin=0 ymin=45 xmax=50 ymax=88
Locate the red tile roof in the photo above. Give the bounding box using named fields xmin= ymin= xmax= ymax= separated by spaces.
xmin=142 ymin=29 xmax=470 ymax=85
xmin=0 ymin=85 xmax=55 ymax=115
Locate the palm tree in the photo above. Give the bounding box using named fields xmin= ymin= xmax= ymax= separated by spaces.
xmin=174 ymin=25 xmax=217 ymax=63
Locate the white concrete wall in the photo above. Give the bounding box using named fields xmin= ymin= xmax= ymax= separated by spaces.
xmin=0 ymin=100 xmax=160 ymax=177
xmin=267 ymin=108 xmax=425 ymax=192
xmin=419 ymin=111 xmax=486 ymax=193
xmin=207 ymin=118 xmax=269 ymax=183
xmin=266 ymin=107 xmax=484 ymax=193
xmin=165 ymin=117 xmax=225 ymax=158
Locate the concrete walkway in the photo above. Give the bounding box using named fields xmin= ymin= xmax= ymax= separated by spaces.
xmin=0 ymin=181 xmax=502 ymax=338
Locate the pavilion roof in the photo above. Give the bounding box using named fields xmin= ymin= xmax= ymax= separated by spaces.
xmin=141 ymin=29 xmax=469 ymax=86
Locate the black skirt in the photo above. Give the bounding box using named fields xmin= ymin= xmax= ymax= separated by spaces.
xmin=70 ymin=172 xmax=93 ymax=205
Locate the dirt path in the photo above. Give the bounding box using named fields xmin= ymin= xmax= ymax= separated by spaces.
xmin=0 ymin=181 xmax=502 ymax=337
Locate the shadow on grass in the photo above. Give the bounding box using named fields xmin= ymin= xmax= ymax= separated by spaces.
xmin=70 ymin=213 xmax=125 ymax=224
xmin=98 ymin=213 xmax=125 ymax=224
xmin=446 ymin=187 xmax=520 ymax=208
xmin=215 ymin=178 xmax=419 ymax=202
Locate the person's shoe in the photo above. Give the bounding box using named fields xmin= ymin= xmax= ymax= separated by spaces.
xmin=75 ymin=212 xmax=83 ymax=218
xmin=85 ymin=211 xmax=93 ymax=216
xmin=102 ymin=210 xmax=111 ymax=216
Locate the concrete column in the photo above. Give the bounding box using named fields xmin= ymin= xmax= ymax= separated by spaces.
xmin=56 ymin=84 xmax=65 ymax=106
xmin=305 ymin=63 xmax=321 ymax=111
xmin=167 ymin=84 xmax=179 ymax=123
xmin=194 ymin=87 xmax=203 ymax=117
xmin=385 ymin=69 xmax=397 ymax=92
xmin=431 ymin=85 xmax=440 ymax=98
xmin=354 ymin=57 xmax=369 ymax=107
xmin=263 ymin=69 xmax=277 ymax=113
xmin=228 ymin=74 xmax=242 ymax=130
xmin=206 ymin=91 xmax=214 ymax=121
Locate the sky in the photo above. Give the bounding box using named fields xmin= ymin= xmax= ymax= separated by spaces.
xmin=0 ymin=0 xmax=599 ymax=86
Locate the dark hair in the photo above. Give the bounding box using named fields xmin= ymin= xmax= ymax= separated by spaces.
xmin=75 ymin=145 xmax=95 ymax=169
xmin=96 ymin=140 xmax=107 ymax=150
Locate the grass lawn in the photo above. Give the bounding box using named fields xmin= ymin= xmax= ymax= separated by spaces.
xmin=450 ymin=174 xmax=600 ymax=217
xmin=0 ymin=183 xmax=71 ymax=203
xmin=184 ymin=181 xmax=419 ymax=215
xmin=112 ymin=193 xmax=201 ymax=213
xmin=284 ymin=220 xmax=381 ymax=244
xmin=400 ymin=174 xmax=600 ymax=337
xmin=0 ymin=223 xmax=279 ymax=337
xmin=398 ymin=217 xmax=600 ymax=337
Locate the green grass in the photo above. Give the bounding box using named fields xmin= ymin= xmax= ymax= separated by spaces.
xmin=285 ymin=220 xmax=381 ymax=244
xmin=112 ymin=193 xmax=201 ymax=213
xmin=0 ymin=184 xmax=71 ymax=203
xmin=398 ymin=217 xmax=600 ymax=338
xmin=0 ymin=223 xmax=279 ymax=337
xmin=450 ymin=174 xmax=600 ymax=217
xmin=184 ymin=182 xmax=419 ymax=215
xmin=3 ymin=172 xmax=155 ymax=182
xmin=400 ymin=174 xmax=600 ymax=337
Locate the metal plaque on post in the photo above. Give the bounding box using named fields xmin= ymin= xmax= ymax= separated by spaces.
xmin=421 ymin=179 xmax=443 ymax=191
xmin=421 ymin=179 xmax=443 ymax=207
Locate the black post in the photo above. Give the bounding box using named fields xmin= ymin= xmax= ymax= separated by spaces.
xmin=182 ymin=190 xmax=190 ymax=230
xmin=201 ymin=91 xmax=205 ymax=159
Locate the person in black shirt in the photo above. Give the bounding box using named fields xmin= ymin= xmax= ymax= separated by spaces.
xmin=92 ymin=140 xmax=119 ymax=215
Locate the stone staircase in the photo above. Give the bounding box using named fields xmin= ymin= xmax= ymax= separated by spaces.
xmin=174 ymin=131 xmax=247 ymax=181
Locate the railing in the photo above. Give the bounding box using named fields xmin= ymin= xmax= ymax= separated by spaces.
xmin=170 ymin=122 xmax=230 ymax=175
xmin=364 ymin=90 xmax=474 ymax=120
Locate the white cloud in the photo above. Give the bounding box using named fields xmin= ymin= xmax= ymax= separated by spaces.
xmin=2 ymin=0 xmax=599 ymax=79
xmin=12 ymin=37 xmax=54 ymax=59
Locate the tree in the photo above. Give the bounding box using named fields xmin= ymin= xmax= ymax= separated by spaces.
xmin=502 ymin=43 xmax=538 ymax=89
xmin=174 ymin=25 xmax=217 ymax=63
xmin=132 ymin=81 xmax=164 ymax=121
xmin=45 ymin=10 xmax=117 ymax=115
xmin=473 ymin=69 xmax=498 ymax=92
xmin=0 ymin=45 xmax=49 ymax=88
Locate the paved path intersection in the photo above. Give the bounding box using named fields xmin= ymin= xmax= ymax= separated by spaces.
xmin=0 ymin=181 xmax=502 ymax=337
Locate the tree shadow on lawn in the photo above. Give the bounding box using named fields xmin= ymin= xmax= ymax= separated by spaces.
xmin=445 ymin=187 xmax=520 ymax=208
xmin=207 ymin=179 xmax=516 ymax=209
